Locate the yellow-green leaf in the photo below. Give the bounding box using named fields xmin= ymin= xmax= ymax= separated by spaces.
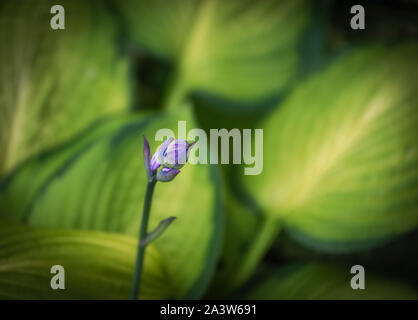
xmin=0 ymin=0 xmax=130 ymax=176
xmin=0 ymin=223 xmax=170 ymax=299
xmin=244 ymin=43 xmax=418 ymax=251
xmin=117 ymin=0 xmax=312 ymax=107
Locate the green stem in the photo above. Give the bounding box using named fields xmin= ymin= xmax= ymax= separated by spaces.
xmin=130 ymin=179 xmax=157 ymax=300
xmin=233 ymin=216 xmax=281 ymax=288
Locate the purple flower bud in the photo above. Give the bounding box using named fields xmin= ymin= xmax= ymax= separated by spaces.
xmin=143 ymin=136 xmax=194 ymax=183
xmin=156 ymin=167 xmax=180 ymax=182
xmin=158 ymin=139 xmax=195 ymax=170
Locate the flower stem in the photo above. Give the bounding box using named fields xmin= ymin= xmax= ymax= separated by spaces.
xmin=130 ymin=179 xmax=157 ymax=300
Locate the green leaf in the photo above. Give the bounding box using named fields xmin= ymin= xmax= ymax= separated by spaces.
xmin=0 ymin=106 xmax=223 ymax=299
xmin=0 ymin=0 xmax=130 ymax=176
xmin=0 ymin=113 xmax=144 ymax=222
xmin=245 ymin=262 xmax=418 ymax=300
xmin=141 ymin=217 xmax=176 ymax=248
xmin=0 ymin=223 xmax=171 ymax=299
xmin=117 ymin=0 xmax=312 ymax=108
xmin=243 ymin=43 xmax=418 ymax=252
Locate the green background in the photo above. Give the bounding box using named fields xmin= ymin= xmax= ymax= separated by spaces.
xmin=0 ymin=0 xmax=417 ymax=299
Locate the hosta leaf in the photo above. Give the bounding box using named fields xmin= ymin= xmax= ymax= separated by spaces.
xmin=0 ymin=113 xmax=143 ymax=223
xmin=244 ymin=43 xmax=418 ymax=252
xmin=0 ymin=0 xmax=130 ymax=176
xmin=117 ymin=0 xmax=312 ymax=107
xmin=245 ymin=263 xmax=418 ymax=300
xmin=0 ymin=223 xmax=170 ymax=299
xmin=0 ymin=106 xmax=223 ymax=299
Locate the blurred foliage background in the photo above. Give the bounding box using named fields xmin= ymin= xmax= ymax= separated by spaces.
xmin=0 ymin=0 xmax=417 ymax=299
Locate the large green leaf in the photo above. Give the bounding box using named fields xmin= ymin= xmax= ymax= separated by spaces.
xmin=0 ymin=113 xmax=143 ymax=223
xmin=0 ymin=107 xmax=223 ymax=298
xmin=0 ymin=223 xmax=171 ymax=299
xmin=245 ymin=262 xmax=418 ymax=300
xmin=117 ymin=0 xmax=312 ymax=108
xmin=243 ymin=43 xmax=418 ymax=252
xmin=0 ymin=0 xmax=130 ymax=176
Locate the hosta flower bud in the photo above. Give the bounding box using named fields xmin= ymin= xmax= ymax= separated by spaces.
xmin=143 ymin=136 xmax=195 ymax=183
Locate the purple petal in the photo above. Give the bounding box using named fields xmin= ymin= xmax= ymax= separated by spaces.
xmin=156 ymin=167 xmax=180 ymax=182
xmin=163 ymin=140 xmax=188 ymax=169
xmin=157 ymin=137 xmax=174 ymax=165
xmin=150 ymin=152 xmax=161 ymax=172
xmin=143 ymin=136 xmax=153 ymax=181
